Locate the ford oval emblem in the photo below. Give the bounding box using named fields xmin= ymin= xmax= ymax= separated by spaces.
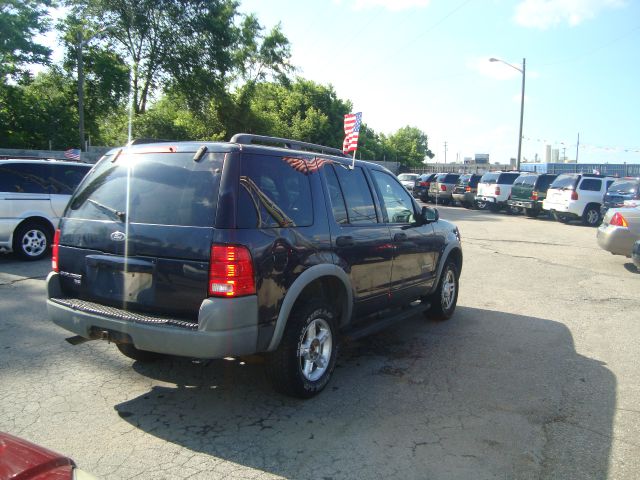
xmin=110 ymin=231 xmax=126 ymax=242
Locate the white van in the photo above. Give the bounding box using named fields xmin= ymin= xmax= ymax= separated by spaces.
xmin=0 ymin=159 xmax=92 ymax=260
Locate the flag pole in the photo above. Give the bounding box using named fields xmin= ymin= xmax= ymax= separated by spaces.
xmin=351 ymin=150 xmax=356 ymax=170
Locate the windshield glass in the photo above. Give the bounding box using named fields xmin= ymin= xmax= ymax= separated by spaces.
xmin=608 ymin=180 xmax=638 ymax=193
xmin=67 ymin=151 xmax=224 ymax=227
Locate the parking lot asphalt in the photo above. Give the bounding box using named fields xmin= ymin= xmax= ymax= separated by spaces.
xmin=1 ymin=205 xmax=639 ymax=480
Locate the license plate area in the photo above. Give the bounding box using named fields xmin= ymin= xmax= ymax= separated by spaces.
xmin=85 ymin=255 xmax=156 ymax=305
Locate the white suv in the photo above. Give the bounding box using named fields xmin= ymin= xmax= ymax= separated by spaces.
xmin=0 ymin=159 xmax=92 ymax=260
xmin=475 ymin=171 xmax=521 ymax=212
xmin=542 ymin=173 xmax=615 ymax=226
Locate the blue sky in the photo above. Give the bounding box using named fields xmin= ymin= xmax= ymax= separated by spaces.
xmin=237 ymin=0 xmax=639 ymax=165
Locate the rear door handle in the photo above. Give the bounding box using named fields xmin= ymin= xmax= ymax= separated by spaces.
xmin=336 ymin=236 xmax=354 ymax=247
xmin=393 ymin=233 xmax=408 ymax=241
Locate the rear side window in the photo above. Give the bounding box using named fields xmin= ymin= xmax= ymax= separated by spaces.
xmin=67 ymin=152 xmax=224 ymax=227
xmin=608 ymin=180 xmax=639 ymax=193
xmin=579 ymin=178 xmax=602 ymax=191
xmin=0 ymin=163 xmax=49 ymax=193
xmin=469 ymin=175 xmax=481 ymax=187
xmin=497 ymin=173 xmax=520 ymax=184
xmin=456 ymin=175 xmax=470 ymax=185
xmin=333 ymin=165 xmax=378 ymax=224
xmin=50 ymin=164 xmax=91 ymax=195
xmin=237 ymin=154 xmax=313 ymax=228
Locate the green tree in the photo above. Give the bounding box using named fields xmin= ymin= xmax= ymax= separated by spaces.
xmin=63 ymin=0 xmax=292 ymax=115
xmin=385 ymin=126 xmax=434 ymax=167
xmin=0 ymin=0 xmax=52 ymax=80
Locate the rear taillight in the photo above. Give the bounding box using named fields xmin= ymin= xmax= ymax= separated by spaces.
xmin=571 ymin=190 xmax=579 ymax=201
xmin=465 ymin=186 xmax=471 ymax=192
xmin=52 ymin=229 xmax=60 ymax=272
xmin=531 ymin=191 xmax=539 ymax=201
xmin=419 ymin=181 xmax=427 ymax=187
xmin=610 ymin=212 xmax=629 ymax=227
xmin=495 ymin=186 xmax=501 ymax=195
xmin=440 ymin=185 xmax=447 ymax=191
xmin=209 ymin=245 xmax=255 ymax=297
xmin=425 ymin=182 xmax=431 ymax=187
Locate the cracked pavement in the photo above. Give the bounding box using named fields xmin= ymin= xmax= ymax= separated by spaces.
xmin=1 ymin=206 xmax=639 ymax=479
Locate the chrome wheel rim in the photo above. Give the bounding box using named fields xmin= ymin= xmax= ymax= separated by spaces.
xmin=441 ymin=268 xmax=456 ymax=311
xmin=587 ymin=209 xmax=599 ymax=225
xmin=298 ymin=318 xmax=332 ymax=382
xmin=21 ymin=229 xmax=47 ymax=257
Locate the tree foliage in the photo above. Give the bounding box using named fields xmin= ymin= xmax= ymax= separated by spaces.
xmin=0 ymin=0 xmax=53 ymax=80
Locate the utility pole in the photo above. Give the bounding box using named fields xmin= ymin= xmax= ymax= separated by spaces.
xmin=576 ymin=133 xmax=580 ymax=163
xmin=443 ymin=141 xmax=448 ymax=164
xmin=77 ymin=31 xmax=85 ymax=151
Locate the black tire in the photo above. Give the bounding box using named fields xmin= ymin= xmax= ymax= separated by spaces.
xmin=487 ymin=203 xmax=500 ymax=213
xmin=116 ymin=343 xmax=162 ymax=362
xmin=476 ymin=200 xmax=488 ymax=210
xmin=265 ymin=300 xmax=338 ymax=398
xmin=424 ymin=260 xmax=459 ymax=321
xmin=13 ymin=221 xmax=52 ymax=261
xmin=553 ymin=212 xmax=570 ymax=223
xmin=462 ymin=201 xmax=473 ymax=209
xmin=507 ymin=205 xmax=521 ymax=215
xmin=525 ymin=208 xmax=539 ymax=218
xmin=582 ymin=205 xmax=601 ymax=227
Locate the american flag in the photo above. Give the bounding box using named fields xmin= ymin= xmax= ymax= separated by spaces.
xmin=282 ymin=156 xmax=334 ymax=174
xmin=342 ymin=112 xmax=362 ymax=154
xmin=64 ymin=148 xmax=81 ymax=161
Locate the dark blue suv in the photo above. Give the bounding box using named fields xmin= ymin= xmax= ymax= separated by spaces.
xmin=46 ymin=134 xmax=462 ymax=398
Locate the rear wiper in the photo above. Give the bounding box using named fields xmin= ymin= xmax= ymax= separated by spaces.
xmin=87 ymin=199 xmax=126 ymax=223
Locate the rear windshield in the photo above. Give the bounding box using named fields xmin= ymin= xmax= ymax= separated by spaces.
xmin=536 ymin=175 xmax=557 ymax=190
xmin=480 ymin=172 xmax=499 ymax=184
xmin=514 ymin=175 xmax=537 ymax=187
xmin=456 ymin=175 xmax=471 ymax=185
xmin=550 ymin=174 xmax=578 ymax=190
xmin=66 ymin=151 xmax=224 ymax=227
xmin=443 ymin=174 xmax=460 ymax=183
xmin=608 ymin=180 xmax=639 ymax=193
xmin=496 ymin=173 xmax=520 ymax=184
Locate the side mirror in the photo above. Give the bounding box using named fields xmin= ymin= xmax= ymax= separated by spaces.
xmin=421 ymin=206 xmax=439 ymax=224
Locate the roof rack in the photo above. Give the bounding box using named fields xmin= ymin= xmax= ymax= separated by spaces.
xmin=127 ymin=138 xmax=176 ymax=146
xmin=230 ymin=133 xmax=346 ymax=157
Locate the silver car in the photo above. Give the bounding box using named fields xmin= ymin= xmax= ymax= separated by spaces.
xmin=597 ymin=206 xmax=640 ymax=257
xmin=397 ymin=173 xmax=419 ymax=193
xmin=0 ymin=159 xmax=91 ymax=260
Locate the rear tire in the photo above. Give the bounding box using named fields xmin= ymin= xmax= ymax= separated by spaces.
xmin=265 ymin=300 xmax=338 ymax=398
xmin=553 ymin=212 xmax=570 ymax=223
xmin=424 ymin=260 xmax=459 ymax=321
xmin=582 ymin=206 xmax=601 ymax=226
xmin=116 ymin=343 xmax=162 ymax=362
xmin=13 ymin=221 xmax=52 ymax=261
xmin=525 ymin=208 xmax=539 ymax=218
xmin=476 ymin=200 xmax=488 ymax=210
xmin=488 ymin=203 xmax=500 ymax=213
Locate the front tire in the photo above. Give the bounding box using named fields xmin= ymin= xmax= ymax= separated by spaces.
xmin=266 ymin=301 xmax=338 ymax=398
xmin=13 ymin=222 xmax=52 ymax=260
xmin=525 ymin=208 xmax=539 ymax=218
xmin=424 ymin=260 xmax=459 ymax=321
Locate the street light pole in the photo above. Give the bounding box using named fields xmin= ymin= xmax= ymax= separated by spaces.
xmin=489 ymin=57 xmax=526 ymax=171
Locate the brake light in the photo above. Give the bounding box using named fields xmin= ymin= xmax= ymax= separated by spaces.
xmin=531 ymin=191 xmax=539 ymax=201
xmin=209 ymin=245 xmax=255 ymax=297
xmin=419 ymin=181 xmax=427 ymax=187
xmin=425 ymin=182 xmax=431 ymax=187
xmin=465 ymin=186 xmax=471 ymax=192
xmin=52 ymin=229 xmax=60 ymax=272
xmin=610 ymin=212 xmax=629 ymax=227
xmin=495 ymin=186 xmax=501 ymax=196
xmin=571 ymin=190 xmax=579 ymax=201
xmin=440 ymin=185 xmax=447 ymax=191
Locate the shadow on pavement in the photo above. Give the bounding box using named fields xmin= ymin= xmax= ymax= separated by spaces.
xmin=114 ymin=307 xmax=615 ymax=479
